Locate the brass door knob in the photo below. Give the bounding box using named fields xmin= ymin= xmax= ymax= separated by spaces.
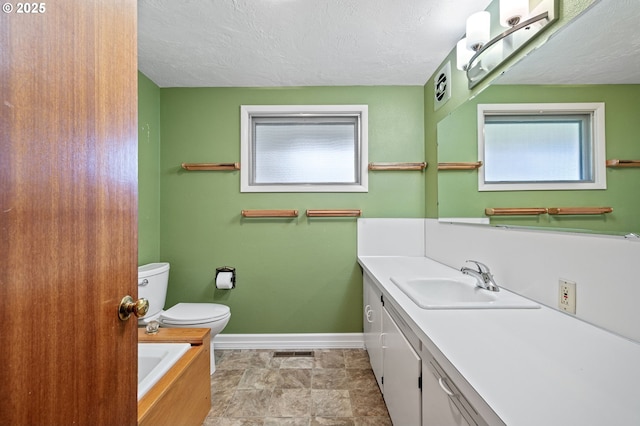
xmin=118 ymin=295 xmax=149 ymax=321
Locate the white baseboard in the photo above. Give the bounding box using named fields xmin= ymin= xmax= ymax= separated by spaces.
xmin=213 ymin=333 xmax=365 ymax=350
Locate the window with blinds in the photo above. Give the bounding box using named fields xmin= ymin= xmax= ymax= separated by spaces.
xmin=477 ymin=103 xmax=606 ymax=191
xmin=241 ymin=105 xmax=368 ymax=192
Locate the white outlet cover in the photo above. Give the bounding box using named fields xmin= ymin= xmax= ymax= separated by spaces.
xmin=559 ymin=279 xmax=577 ymax=314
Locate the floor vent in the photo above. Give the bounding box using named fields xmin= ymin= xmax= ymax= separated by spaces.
xmin=273 ymin=351 xmax=315 ymax=358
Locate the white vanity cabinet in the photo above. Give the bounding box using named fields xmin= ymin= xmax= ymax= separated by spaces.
xmin=382 ymin=306 xmax=422 ymax=425
xmin=363 ymin=273 xmax=383 ymax=389
xmin=363 ymin=273 xmax=422 ymax=425
xmin=422 ymin=355 xmax=474 ymax=426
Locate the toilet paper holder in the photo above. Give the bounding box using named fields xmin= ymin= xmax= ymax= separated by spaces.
xmin=215 ymin=266 xmax=236 ymax=289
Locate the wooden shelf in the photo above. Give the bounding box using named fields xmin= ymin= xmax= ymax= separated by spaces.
xmin=485 ymin=207 xmax=613 ymax=216
xmin=438 ymin=161 xmax=482 ymax=170
xmin=241 ymin=209 xmax=298 ymax=218
xmin=547 ymin=207 xmax=613 ymax=215
xmin=485 ymin=207 xmax=547 ymax=216
xmin=606 ymin=159 xmax=640 ymax=168
xmin=368 ymin=162 xmax=427 ymax=171
xmin=306 ymin=209 xmax=361 ymax=217
xmin=181 ymin=162 xmax=240 ymax=171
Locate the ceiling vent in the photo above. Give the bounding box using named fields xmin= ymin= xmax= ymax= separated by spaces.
xmin=434 ymin=61 xmax=452 ymax=110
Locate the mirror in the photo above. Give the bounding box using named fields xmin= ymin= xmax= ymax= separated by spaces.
xmin=437 ymin=0 xmax=640 ymax=235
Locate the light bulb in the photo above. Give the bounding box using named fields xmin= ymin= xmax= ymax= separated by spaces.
xmin=480 ymin=39 xmax=504 ymax=71
xmin=466 ymin=11 xmax=490 ymax=51
xmin=499 ymin=0 xmax=529 ymax=27
xmin=456 ymin=38 xmax=474 ymax=71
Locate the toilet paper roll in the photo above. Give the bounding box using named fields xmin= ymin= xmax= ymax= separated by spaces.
xmin=216 ymin=271 xmax=234 ymax=289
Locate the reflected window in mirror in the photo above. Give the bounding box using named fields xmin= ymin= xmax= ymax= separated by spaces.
xmin=478 ymin=103 xmax=606 ymax=191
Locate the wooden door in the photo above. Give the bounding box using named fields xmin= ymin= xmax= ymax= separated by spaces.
xmin=0 ymin=1 xmax=138 ymax=424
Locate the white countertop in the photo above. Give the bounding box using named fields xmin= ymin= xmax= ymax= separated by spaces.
xmin=359 ymin=255 xmax=640 ymax=426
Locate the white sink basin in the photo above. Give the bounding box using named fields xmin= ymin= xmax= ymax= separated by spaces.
xmin=390 ymin=276 xmax=540 ymax=309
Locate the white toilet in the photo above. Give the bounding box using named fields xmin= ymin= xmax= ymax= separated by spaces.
xmin=137 ymin=262 xmax=231 ymax=374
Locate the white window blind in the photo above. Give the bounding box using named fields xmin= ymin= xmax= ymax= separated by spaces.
xmin=241 ymin=105 xmax=368 ymax=192
xmin=477 ymin=103 xmax=606 ymax=191
xmin=253 ymin=117 xmax=358 ymax=185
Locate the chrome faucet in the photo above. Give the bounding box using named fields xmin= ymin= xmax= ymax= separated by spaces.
xmin=460 ymin=260 xmax=500 ymax=292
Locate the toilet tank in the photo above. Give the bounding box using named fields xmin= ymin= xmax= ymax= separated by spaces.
xmin=137 ymin=262 xmax=170 ymax=320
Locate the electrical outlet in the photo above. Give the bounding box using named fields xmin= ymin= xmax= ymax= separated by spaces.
xmin=559 ymin=279 xmax=576 ymax=314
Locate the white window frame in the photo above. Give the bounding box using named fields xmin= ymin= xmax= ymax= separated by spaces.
xmin=477 ymin=102 xmax=606 ymax=191
xmin=240 ymin=105 xmax=368 ymax=193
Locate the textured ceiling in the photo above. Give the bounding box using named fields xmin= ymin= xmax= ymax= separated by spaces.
xmin=138 ymin=0 xmax=491 ymax=88
xmin=495 ymin=0 xmax=640 ymax=85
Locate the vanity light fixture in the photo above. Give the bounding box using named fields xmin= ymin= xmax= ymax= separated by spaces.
xmin=456 ymin=0 xmax=558 ymax=88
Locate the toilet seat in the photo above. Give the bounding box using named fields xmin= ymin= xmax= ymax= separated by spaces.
xmin=160 ymin=303 xmax=230 ymax=325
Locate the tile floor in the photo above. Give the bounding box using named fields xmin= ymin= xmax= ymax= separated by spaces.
xmin=202 ymin=349 xmax=391 ymax=426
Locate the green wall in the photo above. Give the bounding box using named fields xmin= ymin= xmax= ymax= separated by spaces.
xmin=159 ymin=86 xmax=425 ymax=333
xmin=138 ymin=72 xmax=161 ymax=264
